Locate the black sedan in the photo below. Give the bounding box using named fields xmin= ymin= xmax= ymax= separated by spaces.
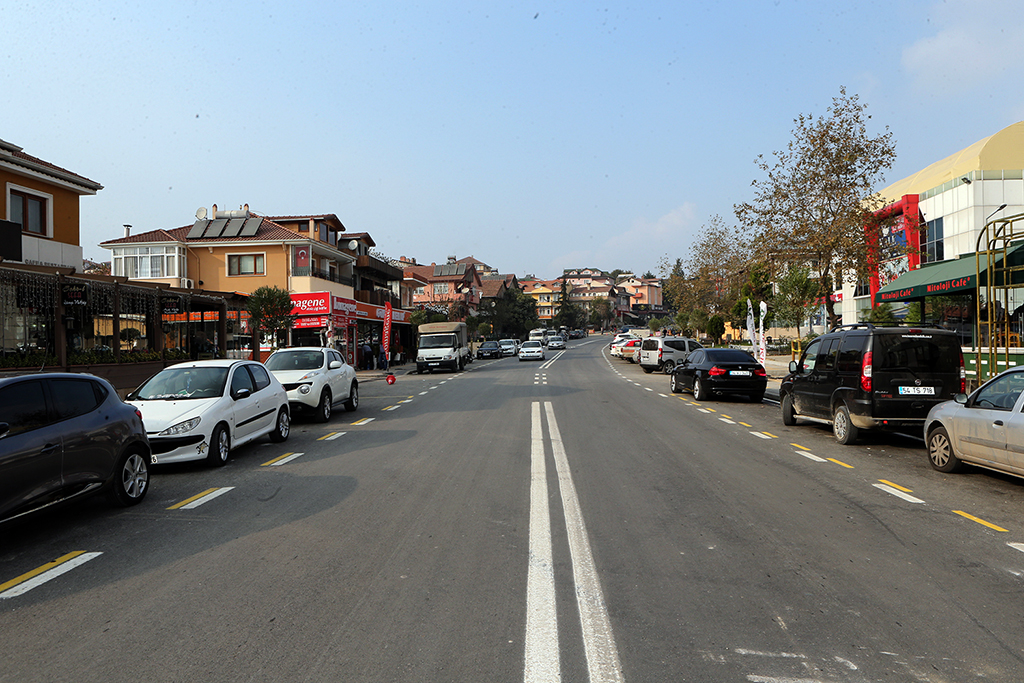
xmin=476 ymin=341 xmax=503 ymax=359
xmin=670 ymin=348 xmax=767 ymax=402
xmin=0 ymin=373 xmax=152 ymax=523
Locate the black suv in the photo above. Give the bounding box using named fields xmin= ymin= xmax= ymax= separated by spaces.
xmin=779 ymin=324 xmax=964 ymax=444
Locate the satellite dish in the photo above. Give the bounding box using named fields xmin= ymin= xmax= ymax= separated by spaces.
xmin=196 ymin=207 xmax=208 ymax=220
xmin=348 ymin=240 xmax=358 ymax=250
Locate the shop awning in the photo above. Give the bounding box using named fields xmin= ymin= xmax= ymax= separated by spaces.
xmin=876 ymin=243 xmax=1024 ymax=302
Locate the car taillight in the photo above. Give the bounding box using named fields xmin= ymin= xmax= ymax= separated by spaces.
xmin=134 ymin=407 xmax=144 ymax=421
xmin=860 ymin=350 xmax=872 ymax=392
xmin=754 ymin=366 xmax=766 ymax=377
xmin=658 ymin=349 xmax=663 ymax=359
xmin=709 ymin=366 xmax=727 ymax=376
xmin=959 ymin=350 xmax=966 ymax=393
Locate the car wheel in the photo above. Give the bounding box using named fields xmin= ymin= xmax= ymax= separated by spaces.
xmin=662 ymin=361 xmax=675 ymax=374
xmin=642 ymin=366 xmax=653 ymax=374
xmin=316 ymin=389 xmax=332 ymax=423
xmin=693 ymin=376 xmax=708 ymax=401
xmin=832 ymin=404 xmax=858 ymax=445
xmin=670 ymin=374 xmax=681 ymax=394
xmin=106 ymin=449 xmax=149 ymax=507
xmin=344 ymin=382 xmax=359 ymax=412
xmin=749 ymin=390 xmax=765 ymax=403
xmin=269 ymin=407 xmax=291 ymax=442
xmin=207 ymin=423 xmax=230 ymax=467
xmin=927 ymin=425 xmax=962 ymax=473
xmin=781 ymin=393 xmax=797 ymax=426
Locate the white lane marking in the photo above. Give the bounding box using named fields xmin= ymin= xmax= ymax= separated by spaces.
xmin=419 ymin=391 xmax=429 ymax=395
xmin=0 ymin=552 xmax=103 ymax=599
xmin=180 ymin=487 xmax=234 ymax=509
xmin=1007 ymin=542 xmax=1024 ymax=553
xmin=644 ymin=387 xmax=653 ymax=392
xmin=525 ymin=402 xmax=559 ymax=682
xmin=698 ymin=408 xmax=712 ymax=414
xmin=795 ymin=450 xmax=826 ymax=462
xmin=658 ymin=393 xmax=668 ymax=398
xmin=872 ymin=483 xmax=925 ymax=504
xmin=750 ymin=431 xmax=772 ymax=440
xmin=383 ymin=405 xmax=400 ymax=411
xmin=544 ymin=402 xmax=625 ymax=683
xmin=719 ymin=418 xmax=736 ymax=424
xmin=399 ymin=399 xmax=414 ymax=403
xmin=321 ymin=432 xmax=346 ymax=441
xmin=265 ymin=452 xmax=305 ymax=466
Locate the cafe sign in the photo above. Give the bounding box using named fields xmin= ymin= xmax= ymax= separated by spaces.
xmin=61 ymin=283 xmax=88 ymax=306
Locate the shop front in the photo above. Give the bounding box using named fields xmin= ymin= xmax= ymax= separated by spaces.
xmin=289 ymin=292 xmax=411 ymax=370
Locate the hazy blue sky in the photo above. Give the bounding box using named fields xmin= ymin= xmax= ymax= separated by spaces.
xmin=4 ymin=1 xmax=1024 ymax=278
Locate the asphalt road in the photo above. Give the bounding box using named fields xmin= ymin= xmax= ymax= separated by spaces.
xmin=4 ymin=337 xmax=1024 ymax=681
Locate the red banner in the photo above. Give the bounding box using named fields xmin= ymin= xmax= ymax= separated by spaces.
xmin=383 ymin=301 xmax=392 ymax=360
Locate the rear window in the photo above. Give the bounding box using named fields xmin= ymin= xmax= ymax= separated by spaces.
xmin=873 ymin=333 xmax=961 ymax=373
xmin=705 ymin=349 xmax=756 ymax=363
xmin=641 ymin=339 xmax=659 ymax=351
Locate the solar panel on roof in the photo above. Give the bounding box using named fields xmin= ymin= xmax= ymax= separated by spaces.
xmin=221 ymin=218 xmax=245 ymax=237
xmin=187 ymin=219 xmax=209 ymax=239
xmin=204 ymin=218 xmax=228 ymax=237
xmin=239 ymin=217 xmax=262 ymax=237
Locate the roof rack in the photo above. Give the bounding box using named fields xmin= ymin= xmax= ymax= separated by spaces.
xmin=827 ymin=322 xmax=948 ymax=333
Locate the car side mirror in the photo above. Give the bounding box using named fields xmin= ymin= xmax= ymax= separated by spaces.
xmin=233 ymin=388 xmax=251 ymax=400
xmin=954 ymin=393 xmax=968 ymax=404
xmin=789 ymin=360 xmax=799 ymax=373
xmin=329 ymin=360 xmax=342 ymax=369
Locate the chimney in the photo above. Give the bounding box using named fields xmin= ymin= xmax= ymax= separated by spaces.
xmin=447 ymin=255 xmax=457 ymax=264
xmin=123 ymin=224 xmax=132 ymax=238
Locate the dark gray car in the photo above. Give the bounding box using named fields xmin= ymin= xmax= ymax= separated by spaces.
xmin=0 ymin=372 xmax=152 ymax=522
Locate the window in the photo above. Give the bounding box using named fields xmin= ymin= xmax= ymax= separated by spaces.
xmin=249 ymin=364 xmax=271 ymax=390
xmin=414 ymin=287 xmax=425 ymax=296
xmin=319 ymin=222 xmax=328 ymax=243
xmin=8 ymin=187 xmax=50 ymax=236
xmin=923 ymin=217 xmax=944 ymax=264
xmin=112 ymin=246 xmax=182 ymax=279
xmin=0 ymin=380 xmax=49 ymax=436
xmin=50 ymin=378 xmax=103 ymax=421
xmin=228 ymin=254 xmax=265 ymax=276
xmin=433 ymin=283 xmax=449 ymax=295
xmin=231 ymin=366 xmax=256 ymax=395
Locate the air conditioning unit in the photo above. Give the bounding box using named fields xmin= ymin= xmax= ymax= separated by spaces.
xmin=180 ymin=278 xmax=194 ymax=289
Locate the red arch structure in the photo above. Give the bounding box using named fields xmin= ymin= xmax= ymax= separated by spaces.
xmin=868 ymin=194 xmax=922 ymax=307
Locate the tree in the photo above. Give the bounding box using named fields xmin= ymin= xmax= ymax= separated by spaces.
xmin=863 ymin=302 xmax=900 ymax=324
xmin=772 ymin=266 xmax=818 ymax=339
xmin=686 ymin=216 xmax=750 ymax=317
xmin=590 ymin=296 xmax=614 ymax=330
xmin=707 ymin=314 xmax=726 ymax=344
xmin=503 ymin=289 xmax=539 ymax=338
xmin=641 ymin=270 xmax=655 ymax=279
xmin=735 ymin=86 xmax=897 ymax=328
xmin=246 ymin=286 xmax=297 ymax=362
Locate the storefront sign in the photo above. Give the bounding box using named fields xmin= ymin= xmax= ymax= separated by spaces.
xmin=61 ymin=283 xmax=88 ymax=306
xmin=161 ymin=295 xmax=183 ymax=315
xmin=293 ymin=315 xmax=329 ymax=329
xmin=290 ymin=292 xmax=330 ymax=316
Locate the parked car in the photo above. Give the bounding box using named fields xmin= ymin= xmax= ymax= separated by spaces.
xmin=670 ymin=348 xmax=767 ymax=402
xmin=611 ymin=338 xmax=643 ymax=359
xmin=609 ymin=332 xmax=638 ymax=348
xmin=476 ymin=340 xmax=503 ymax=359
xmin=779 ymin=324 xmax=965 ymax=445
xmin=639 ymin=336 xmax=703 ymax=374
xmin=0 ymin=373 xmax=151 ymax=522
xmin=127 ymin=359 xmax=291 ymax=466
xmin=519 ymin=340 xmax=546 ymax=361
xmin=498 ymin=339 xmax=519 ymax=356
xmin=547 ymin=336 xmax=566 ymax=350
xmin=924 ymin=366 xmax=1024 ymax=476
xmin=265 ymin=347 xmax=358 ymax=423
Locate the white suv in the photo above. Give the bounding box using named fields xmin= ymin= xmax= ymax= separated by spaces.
xmin=265 ymin=347 xmax=358 ymax=422
xmin=639 ymin=337 xmax=703 ymax=374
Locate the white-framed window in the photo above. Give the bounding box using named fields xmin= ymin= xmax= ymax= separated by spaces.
xmin=414 ymin=286 xmax=425 ymax=296
xmin=7 ymin=184 xmax=53 ymax=237
xmin=433 ymin=283 xmax=449 ymax=294
xmin=112 ymin=246 xmax=184 ymax=279
xmin=228 ymin=253 xmax=266 ymax=276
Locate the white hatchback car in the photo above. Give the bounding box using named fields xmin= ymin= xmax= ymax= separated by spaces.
xmin=265 ymin=347 xmax=358 ymax=422
xmin=128 ymin=359 xmax=290 ymax=467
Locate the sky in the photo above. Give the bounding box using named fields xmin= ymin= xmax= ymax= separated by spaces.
xmin=5 ymin=0 xmax=1024 ymax=280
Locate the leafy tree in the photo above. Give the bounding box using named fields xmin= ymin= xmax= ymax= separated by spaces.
xmin=478 ymin=322 xmax=493 ymax=338
xmin=658 ymin=256 xmax=686 ymax=313
xmin=503 ymin=288 xmax=539 ymax=338
xmin=683 ymin=216 xmax=750 ymax=318
xmin=735 ymin=86 xmax=897 ymax=328
xmin=410 ymin=309 xmax=432 ymax=329
xmin=589 ymin=296 xmax=614 ymax=331
xmin=772 ymin=266 xmax=818 ymax=338
xmin=246 ymin=286 xmax=297 ymax=362
xmin=641 ymin=270 xmax=655 ymax=279
xmin=707 ymin=314 xmax=726 ymax=344
xmin=863 ymin=302 xmax=900 ymax=324
xmin=674 ymin=309 xmax=691 ymax=336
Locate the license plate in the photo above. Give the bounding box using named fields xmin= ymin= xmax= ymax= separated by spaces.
xmin=730 ymin=370 xmax=751 ymax=376
xmin=898 ymin=386 xmax=935 ymax=395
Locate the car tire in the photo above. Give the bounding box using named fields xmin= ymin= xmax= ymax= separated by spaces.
xmin=106 ymin=449 xmax=150 ymax=507
xmin=693 ymin=376 xmax=708 ymax=401
xmin=927 ymin=425 xmax=963 ymax=473
xmin=207 ymin=423 xmax=230 ymax=467
xmin=832 ymin=404 xmax=858 ymax=445
xmin=642 ymin=366 xmax=653 ymax=374
xmin=269 ymin=407 xmax=291 ymax=442
xmin=344 ymin=382 xmax=359 ymax=411
xmin=781 ymin=393 xmax=797 ymax=426
xmin=670 ymin=374 xmax=681 ymax=394
xmin=316 ymin=389 xmax=332 ymax=423
xmin=662 ymin=361 xmax=675 ymax=374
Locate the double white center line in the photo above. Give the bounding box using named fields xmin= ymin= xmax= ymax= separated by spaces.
xmin=526 ymin=401 xmax=624 ymax=683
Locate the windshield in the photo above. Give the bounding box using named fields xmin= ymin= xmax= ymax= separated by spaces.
xmin=266 ymin=350 xmax=324 ymax=371
xmin=481 ymin=342 xmax=499 ymax=349
xmin=419 ymin=334 xmax=457 ymax=349
xmin=136 ymin=366 xmax=229 ymax=400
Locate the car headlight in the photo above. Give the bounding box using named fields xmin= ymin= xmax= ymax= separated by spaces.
xmin=159 ymin=416 xmax=201 ymax=436
xmin=443 ymin=353 xmax=453 ymax=360
xmin=299 ymin=371 xmax=320 ymax=381
xmin=298 ymin=384 xmax=312 ymax=394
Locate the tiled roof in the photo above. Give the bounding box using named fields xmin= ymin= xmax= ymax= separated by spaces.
xmin=480 ymin=279 xmax=507 ymax=298
xmin=0 ymin=138 xmax=102 ymax=191
xmin=99 ymin=217 xmax=303 ymax=246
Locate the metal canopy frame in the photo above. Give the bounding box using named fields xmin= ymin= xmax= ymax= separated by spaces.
xmin=975 ymin=211 xmax=1024 ymax=382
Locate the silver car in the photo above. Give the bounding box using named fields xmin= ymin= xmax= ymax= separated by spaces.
xmin=924 ymin=366 xmax=1024 ymax=476
xmin=265 ymin=347 xmax=358 ymax=422
xmin=519 ymin=340 xmax=545 ymax=361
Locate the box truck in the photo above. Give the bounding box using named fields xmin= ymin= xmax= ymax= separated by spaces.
xmin=416 ymin=322 xmax=470 ymax=373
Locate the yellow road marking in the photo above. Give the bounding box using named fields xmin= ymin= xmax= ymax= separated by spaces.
xmin=953 ymin=510 xmax=1008 ymax=532
xmin=879 ymin=479 xmax=912 ymax=493
xmin=738 ymin=421 xmax=752 ymax=427
xmin=167 ymin=488 xmax=220 ymax=510
xmin=791 ymin=443 xmax=809 ymax=450
xmin=318 ymin=432 xmax=340 ymax=441
xmin=720 ymin=414 xmax=732 ymax=419
xmin=262 ymin=452 xmax=296 ymax=466
xmin=827 ymin=458 xmax=854 ymax=469
xmin=0 ymin=551 xmax=86 ymax=593
xmin=762 ymin=432 xmax=778 ymax=438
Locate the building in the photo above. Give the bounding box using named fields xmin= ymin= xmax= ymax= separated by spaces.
xmin=1 ymin=137 xmax=102 ymax=269
xmin=404 ymin=257 xmax=483 ymax=317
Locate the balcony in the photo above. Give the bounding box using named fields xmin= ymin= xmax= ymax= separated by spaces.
xmin=356 ymin=254 xmax=403 ymax=282
xmin=354 ymin=289 xmax=401 ymax=308
xmin=292 ymin=266 xmax=354 ymax=287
